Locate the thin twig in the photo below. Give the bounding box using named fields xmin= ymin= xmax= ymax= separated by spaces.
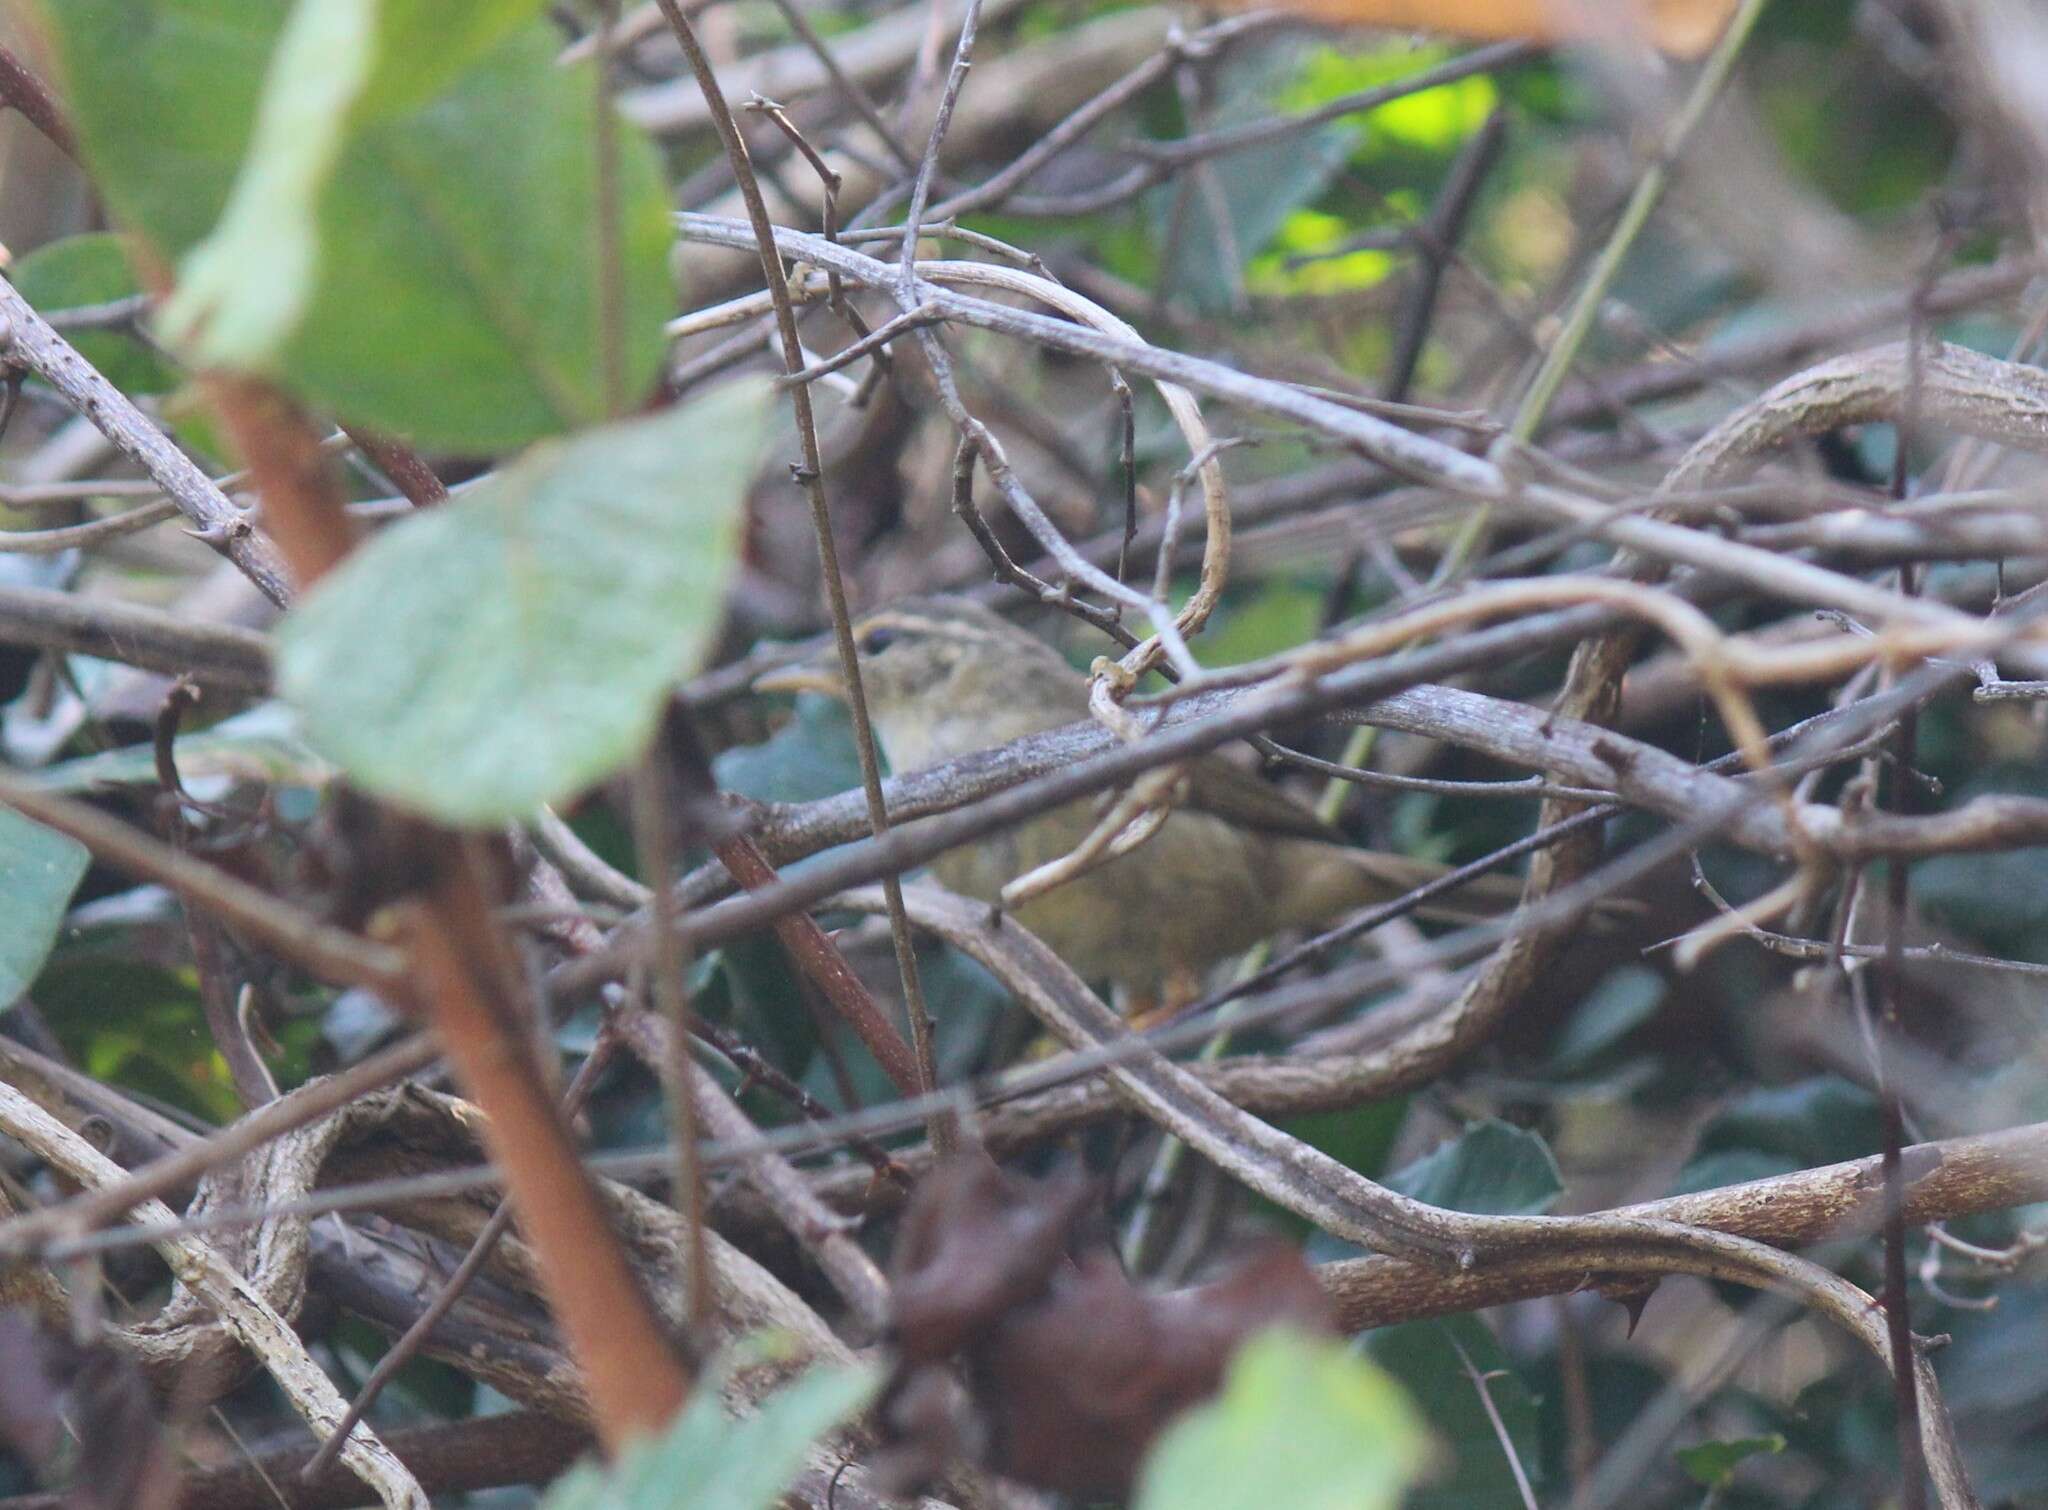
xmin=656 ymin=0 xmax=956 ymax=1153
xmin=0 ymin=283 xmax=293 ymax=604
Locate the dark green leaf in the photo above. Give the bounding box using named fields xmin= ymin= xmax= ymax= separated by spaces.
xmin=33 ymin=953 xmax=241 ymax=1122
xmin=916 ymin=944 xmax=1013 ymax=1082
xmin=1197 ymin=580 xmax=1328 ymax=667
xmin=1676 ymin=1076 xmax=1879 ymax=1194
xmin=1365 ymin=1316 xmax=1542 ymax=1510
xmin=0 ymin=807 xmax=89 ymax=1004
xmin=1546 ymin=964 xmax=1666 ymax=1073
xmin=276 ymin=379 xmax=771 ymax=823
xmin=1135 ymin=1329 xmax=1427 ymax=1510
xmin=1387 ymin=1118 xmax=1562 ymax=1216
xmin=10 ymin=235 xmax=176 ymax=394
xmin=715 ymin=694 xmax=867 ymax=804
xmin=1283 ymin=1099 xmax=1408 ymax=1184
xmin=1675 ymin=1432 xmax=1785 ymax=1488
xmin=1915 ymin=763 xmax=2048 ymax=960
xmin=37 ymin=704 xmax=328 ymax=794
xmin=1271 ymin=1100 xmax=1409 ymax=1258
xmin=541 ymin=1352 xmax=875 ymax=1510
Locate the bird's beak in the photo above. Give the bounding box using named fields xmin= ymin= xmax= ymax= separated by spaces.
xmin=753 ymin=654 xmax=846 ymax=699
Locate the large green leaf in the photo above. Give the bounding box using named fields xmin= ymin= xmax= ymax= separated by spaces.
xmin=41 ymin=4 xmax=673 ymax=450
xmin=1135 ymin=1329 xmax=1428 ymax=1510
xmin=542 ymin=1355 xmax=876 ymax=1510
xmin=357 ymin=0 xmax=549 ymax=117
xmin=154 ymin=0 xmax=380 ymax=366
xmin=283 ymin=20 xmax=675 ymax=448
xmin=0 ymin=807 xmax=90 ymax=1004
xmin=37 ymin=0 xmax=278 ymax=258
xmin=275 ymin=380 xmax=770 ymax=824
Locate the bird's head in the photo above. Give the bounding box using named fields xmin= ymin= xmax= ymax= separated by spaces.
xmin=752 ymin=595 xmax=1084 ymax=765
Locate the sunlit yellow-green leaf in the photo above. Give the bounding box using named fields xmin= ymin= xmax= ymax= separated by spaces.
xmin=1135 ymin=1330 xmax=1430 ymax=1510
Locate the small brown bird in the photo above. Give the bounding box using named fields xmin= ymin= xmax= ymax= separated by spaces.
xmin=756 ymin=596 xmax=1520 ymax=1000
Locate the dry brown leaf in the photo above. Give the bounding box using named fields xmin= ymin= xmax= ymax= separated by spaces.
xmin=1218 ymin=0 xmax=1739 ymax=57
xmin=879 ymin=1156 xmax=1335 ymax=1499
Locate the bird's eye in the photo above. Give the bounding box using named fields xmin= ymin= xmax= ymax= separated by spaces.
xmin=858 ymin=625 xmax=899 ymax=655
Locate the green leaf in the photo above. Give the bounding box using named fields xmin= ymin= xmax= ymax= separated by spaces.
xmin=155 ymin=0 xmax=379 ymax=367
xmin=1915 ymin=763 xmax=2048 ymax=960
xmin=275 ymin=380 xmax=771 ymax=824
xmin=1266 ymin=1099 xmax=1409 ymax=1257
xmin=0 ymin=807 xmax=89 ymax=1003
xmin=282 ymin=20 xmax=676 ymax=449
xmin=41 ymin=4 xmax=673 ymax=449
xmin=715 ymin=694 xmax=867 ymax=804
xmin=1674 ymin=1076 xmax=1879 ymax=1194
xmin=10 ymin=235 xmax=176 ymax=395
xmin=1546 ymin=963 xmax=1666 ymax=1073
xmin=1136 ymin=1328 xmax=1429 ymax=1510
xmin=1387 ymin=1118 xmax=1563 ymax=1217
xmin=36 ymin=704 xmax=330 ymax=795
xmin=1196 ymin=579 xmax=1328 ymax=667
xmin=1154 ymin=43 xmax=1357 ymax=313
xmin=355 ymin=0 xmax=549 ymax=117
xmin=1364 ymin=1316 xmax=1542 ymax=1510
xmin=33 ymin=952 xmax=242 ymax=1122
xmin=1675 ymin=1432 xmax=1786 ymax=1488
xmin=157 ymin=0 xmax=556 ymax=372
xmin=38 ymin=0 xmax=281 ymax=258
xmin=542 ymin=1354 xmax=876 ymax=1510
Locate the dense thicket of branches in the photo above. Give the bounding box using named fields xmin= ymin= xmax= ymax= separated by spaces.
xmin=1 ymin=1 xmax=2047 ymax=1507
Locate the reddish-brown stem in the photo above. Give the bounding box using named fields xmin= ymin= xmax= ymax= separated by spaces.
xmin=200 ymin=375 xmax=691 ymax=1452
xmin=204 ymin=376 xmax=361 ymax=580
xmin=0 ymin=42 xmax=76 ymax=160
xmin=343 ymin=423 xmax=449 ymax=508
xmin=713 ymin=832 xmax=927 ymax=1097
xmin=391 ymin=855 xmax=688 ymax=1444
xmin=44 ymin=71 xmax=684 ymax=1428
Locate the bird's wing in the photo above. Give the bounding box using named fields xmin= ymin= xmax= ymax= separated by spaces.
xmin=1181 ymin=753 xmax=1347 ymax=843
